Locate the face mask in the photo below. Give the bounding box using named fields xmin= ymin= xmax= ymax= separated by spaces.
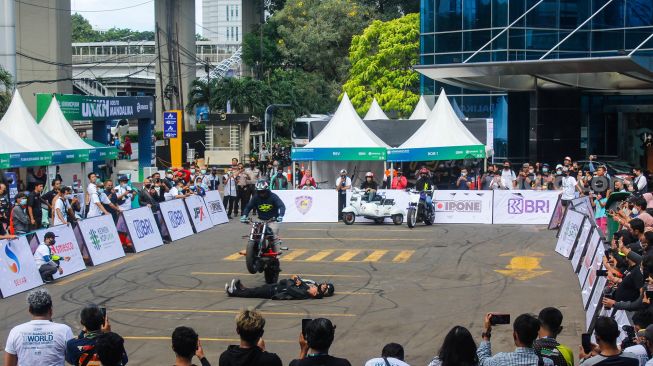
xmin=633 ymin=208 xmax=640 ymax=215
xmin=201 ymin=169 xmax=206 ymax=174
xmin=461 ymin=172 xmax=467 ymax=176
xmin=503 ymin=167 xmax=509 ymax=170
xmin=166 ymin=174 xmax=173 ymax=179
xmin=529 ymin=169 xmax=534 ymax=174
xmin=190 ymin=169 xmax=196 ymax=174
xmin=557 ymin=170 xmax=562 ymax=174
xmin=19 ymin=198 xmax=27 ymax=206
xmin=120 ymin=182 xmax=126 ymax=187
xmin=49 ymin=239 xmax=56 ymax=246
xmin=542 ymin=168 xmax=549 ymax=173
xmin=65 ymin=194 xmax=73 ymax=200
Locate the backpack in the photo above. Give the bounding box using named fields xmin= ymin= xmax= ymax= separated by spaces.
xmin=78 ymin=343 xmax=102 ymax=366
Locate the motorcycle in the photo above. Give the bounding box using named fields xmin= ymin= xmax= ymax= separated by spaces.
xmin=406 ymin=189 xmax=435 ymax=228
xmin=243 ymin=218 xmax=284 ymax=284
xmin=342 ymin=188 xmax=404 ymax=225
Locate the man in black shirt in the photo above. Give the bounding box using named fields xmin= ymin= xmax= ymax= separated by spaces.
xmin=171 ymin=326 xmax=211 ymax=366
xmin=41 ymin=179 xmax=62 ymax=224
xmin=226 ymin=275 xmax=334 ymax=300
xmin=27 ymin=182 xmax=44 ymax=231
xmin=219 ymin=309 xmax=282 ymax=366
xmin=602 ymin=253 xmax=644 ymax=310
xmin=359 ymin=172 xmax=378 ymax=201
xmin=290 ymin=318 xmax=351 ymax=366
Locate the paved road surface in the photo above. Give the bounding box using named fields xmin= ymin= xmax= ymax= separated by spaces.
xmin=0 ymin=222 xmax=584 ymax=365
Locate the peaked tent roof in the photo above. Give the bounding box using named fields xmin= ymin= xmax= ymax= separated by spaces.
xmin=451 ymin=98 xmax=467 ymax=120
xmin=363 ymin=98 xmax=389 ymax=120
xmin=305 ymin=93 xmax=389 ymax=149
xmin=39 ymin=97 xmax=95 ymax=150
xmin=409 ymin=95 xmax=431 ymax=120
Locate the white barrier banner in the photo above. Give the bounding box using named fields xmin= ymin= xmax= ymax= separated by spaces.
xmin=577 ymin=227 xmax=602 ymax=288
xmin=0 ymin=237 xmax=43 ymax=298
xmin=582 ymin=262 xmax=605 ymax=309
xmin=345 ymin=190 xmax=410 ymax=224
xmin=34 ymin=225 xmax=86 ymax=279
xmin=434 ymin=190 xmax=493 ymax=224
xmin=571 ymin=219 xmax=593 ymax=272
xmin=159 ymin=199 xmax=194 ymax=241
xmin=555 ymin=210 xmax=585 ymax=258
xmin=276 ymin=190 xmax=339 ymax=223
xmin=203 ymin=190 xmax=229 ymax=225
xmin=586 ymin=276 xmax=607 ymax=331
xmin=494 ymin=190 xmax=559 ymax=224
xmin=185 ymin=195 xmax=214 ymax=233
xmin=120 ymin=207 xmax=163 ymax=252
xmin=76 ymin=214 xmax=125 ymax=266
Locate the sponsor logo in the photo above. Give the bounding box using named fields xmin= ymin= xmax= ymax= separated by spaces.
xmin=563 ymin=222 xmax=580 ymax=242
xmin=295 ymin=196 xmax=313 ymax=215
xmin=258 ymin=203 xmax=273 ymax=213
xmin=89 ymin=229 xmax=101 ymax=251
xmin=435 ymin=200 xmax=481 ymax=212
xmin=207 ymin=200 xmax=223 ymax=214
xmin=133 ymin=219 xmax=155 ymax=239
xmin=88 ymin=226 xmax=115 ymax=251
xmin=193 ymin=206 xmax=206 ymax=221
xmin=4 ymin=244 xmax=20 ymax=273
xmin=167 ymin=210 xmax=186 ymax=228
xmin=508 ymin=197 xmax=550 ymax=214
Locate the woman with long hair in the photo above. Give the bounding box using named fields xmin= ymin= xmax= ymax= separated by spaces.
xmin=428 ymin=326 xmax=478 ymax=366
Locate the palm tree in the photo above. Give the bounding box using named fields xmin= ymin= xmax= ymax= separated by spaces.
xmin=186 ymin=78 xmax=214 ymax=114
xmin=0 ymin=66 xmax=13 ymax=119
xmin=209 ymin=77 xmax=270 ymax=116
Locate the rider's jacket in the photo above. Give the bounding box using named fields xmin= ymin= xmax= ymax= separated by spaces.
xmin=243 ymin=191 xmax=286 ymax=220
xmin=360 ymin=180 xmax=378 ymax=191
xmin=415 ymin=176 xmax=434 ymax=191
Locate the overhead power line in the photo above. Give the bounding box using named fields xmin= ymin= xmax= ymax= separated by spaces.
xmin=15 ymin=0 xmax=153 ymax=13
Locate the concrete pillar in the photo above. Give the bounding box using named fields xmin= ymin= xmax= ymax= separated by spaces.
xmin=0 ymin=0 xmax=16 ymax=81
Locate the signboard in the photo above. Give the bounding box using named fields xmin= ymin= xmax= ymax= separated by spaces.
xmin=118 ymin=207 xmax=163 ymax=252
xmin=159 ymin=199 xmax=194 ymax=241
xmin=548 ymin=195 xmax=565 ymax=230
xmin=571 ymin=196 xmax=597 ymax=226
xmin=581 ymin=262 xmax=605 ymax=309
xmin=493 ymin=190 xmax=559 ymax=224
xmin=585 ymin=276 xmax=607 ymax=331
xmin=387 ymin=145 xmax=486 ymax=162
xmin=275 ymin=190 xmax=339 ymax=222
xmin=203 ymin=190 xmax=229 ymax=225
xmin=33 ymin=225 xmax=87 ymax=279
xmin=555 ymin=209 xmax=585 ymax=258
xmin=571 ymin=219 xmax=593 ymax=273
xmin=433 ymin=190 xmax=493 ymax=224
xmin=0 ymin=237 xmax=43 ymax=298
xmin=577 ymin=227 xmax=602 ymax=288
xmin=184 ymin=195 xmax=214 ymax=233
xmin=75 ymin=214 xmax=125 ymax=265
xmin=163 ymin=111 xmax=179 ymax=139
xmin=291 ymin=147 xmax=387 ymax=161
xmin=36 ymin=94 xmax=154 ymax=121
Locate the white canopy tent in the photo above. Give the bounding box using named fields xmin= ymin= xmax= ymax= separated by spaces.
xmin=39 ymin=97 xmax=95 ymax=150
xmin=363 ymin=98 xmax=389 ymax=120
xmin=408 ymin=95 xmax=431 ymax=120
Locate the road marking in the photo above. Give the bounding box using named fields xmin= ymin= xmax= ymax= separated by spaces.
xmin=495 ymin=256 xmax=551 ymax=281
xmin=154 ymin=288 xmax=375 ymax=296
xmin=288 ymin=228 xmax=416 ymax=232
xmin=111 ymin=307 xmax=356 ymax=317
xmin=123 ymin=336 xmax=294 ymax=344
xmin=305 ymin=250 xmax=335 ymax=262
xmin=191 ymin=272 xmax=367 ymax=278
xmin=392 ymin=250 xmax=415 ymax=263
xmin=224 ymin=252 xmax=244 ymax=260
xmin=55 ymin=253 xmax=147 ymax=286
xmin=334 ymin=250 xmax=362 ymax=262
xmin=282 ymin=249 xmax=309 ymax=261
xmin=283 ymin=237 xmax=424 ymax=241
xmin=363 ymin=250 xmax=388 ymax=262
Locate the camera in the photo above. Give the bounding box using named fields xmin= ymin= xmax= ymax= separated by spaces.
xmin=621 ymin=325 xmax=637 ymax=350
xmin=596 ymin=269 xmax=608 ymax=277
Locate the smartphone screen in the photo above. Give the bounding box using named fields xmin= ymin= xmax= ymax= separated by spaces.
xmin=489 ymin=314 xmax=510 ymax=325
xmin=100 ymin=307 xmax=107 ymax=319
xmin=582 ymin=333 xmax=592 ymax=353
xmin=301 ymin=318 xmax=312 ymax=336
xmin=646 ymin=291 xmax=653 ymax=300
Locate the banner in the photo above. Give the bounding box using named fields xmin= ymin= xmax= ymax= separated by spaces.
xmin=118 ymin=207 xmax=163 ymax=252
xmin=36 ymin=94 xmax=154 ymax=121
xmin=548 ymin=195 xmax=564 ymax=230
xmin=203 ymin=190 xmax=229 ymax=225
xmin=433 ymin=190 xmax=493 ymax=224
xmin=276 ymin=190 xmax=339 ymax=223
xmin=184 ymin=195 xmax=214 ymax=233
xmin=571 ymin=219 xmax=594 ymax=272
xmin=585 ymin=276 xmax=607 ymax=331
xmin=493 ymin=190 xmax=559 ymax=224
xmin=158 ymin=199 xmax=194 ymax=241
xmin=581 ymin=262 xmax=605 ymax=310
xmin=33 ymin=225 xmax=86 ymax=279
xmin=387 ymin=145 xmax=486 ymax=162
xmin=577 ymin=227 xmax=603 ymax=288
xmin=555 ymin=210 xmax=585 ymax=258
xmin=291 ymin=147 xmax=387 ymax=161
xmin=0 ymin=237 xmax=43 ymax=298
xmin=75 ymin=214 xmax=125 ymax=266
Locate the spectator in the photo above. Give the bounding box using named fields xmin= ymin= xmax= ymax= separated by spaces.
xmin=0 ymin=182 xmax=10 ymax=228
xmin=481 ymin=165 xmax=496 ymax=190
xmin=563 ymin=156 xmax=572 ymax=169
xmin=516 ymin=163 xmax=534 ymax=190
xmin=102 ymin=180 xmax=121 ymax=221
xmin=122 ymin=136 xmax=132 ymax=160
xmin=34 ymin=231 xmax=71 ymax=283
xmin=534 ymin=307 xmax=574 ymax=366
xmin=169 ymin=179 xmax=190 ymax=200
xmin=593 ymin=192 xmax=608 ymax=234
xmin=290 ymin=318 xmax=351 ymax=366
xmin=244 ymin=160 xmax=261 ymax=202
xmin=96 ymin=332 xmax=127 ymax=366
xmin=360 ymin=172 xmax=379 ymax=201
xmin=270 ymin=168 xmax=288 ymax=190
xmin=41 ymin=178 xmax=62 ymax=224
xmin=391 ymin=169 xmax=408 ymax=190
xmin=365 ymin=343 xmax=409 ymax=366
xmin=87 ymin=174 xmax=111 ymax=218
xmin=52 ymin=187 xmax=70 ymax=226
xmin=4 ymin=289 xmax=73 ymax=366
xmin=641 ymin=325 xmax=653 ymax=366
xmin=27 ymin=181 xmax=44 ymax=230
xmin=236 ymin=163 xmax=249 ymax=213
xmin=9 ymin=193 xmax=29 ymax=234
xmin=65 ymin=304 xmax=128 ymax=366
xmin=163 ymin=169 xmax=176 ymax=190
xmin=336 ymin=169 xmax=352 ymax=220
xmin=205 ymin=167 xmax=220 ymax=191
xmin=622 ymin=311 xmax=653 ymax=366
xmin=501 ymin=161 xmax=516 ymax=189
xmin=634 ymin=168 xmax=648 ymax=195
xmin=602 ymin=248 xmax=643 ymax=308
xmin=192 ymin=176 xmax=207 ymax=196
xmin=138 ymin=178 xmax=160 ymax=211
xmin=428 ymin=325 xmax=477 ymax=366
xmin=578 ymin=317 xmax=638 ymax=365
xmin=115 ymin=176 xmax=134 ymax=212
xmin=226 ymin=275 xmax=334 ymax=300
xmin=223 ymin=169 xmax=238 ymax=219
xmin=456 ymin=167 xmax=472 ymax=190
xmin=171 ymin=326 xmax=210 ymax=366
xmin=300 ymin=170 xmax=317 ymax=190
xmin=478 ymin=313 xmax=553 ymax=366
xmin=560 ymin=167 xmax=580 ymax=207
xmin=219 ymin=309 xmax=282 ymax=366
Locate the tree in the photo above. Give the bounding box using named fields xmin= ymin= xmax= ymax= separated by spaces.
xmin=186 ymin=78 xmax=214 ymax=114
xmin=343 ymin=13 xmax=420 ymax=117
xmin=71 ymin=13 xmax=96 ymax=42
xmin=71 ymin=13 xmax=155 ymax=42
xmin=357 ymin=0 xmax=420 ymax=19
xmin=208 ymin=77 xmax=271 ymax=116
xmin=0 ymin=66 xmax=12 ymax=120
xmin=241 ymin=21 xmax=283 ymax=78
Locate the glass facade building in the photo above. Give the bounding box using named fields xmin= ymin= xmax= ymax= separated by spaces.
xmin=419 ymin=0 xmax=653 ymax=165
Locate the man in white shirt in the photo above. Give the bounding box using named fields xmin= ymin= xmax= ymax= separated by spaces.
xmin=365 ymin=343 xmax=410 ymax=366
xmin=634 ymin=167 xmax=648 ymax=195
xmin=223 ymin=169 xmax=238 ymax=218
xmin=33 ymin=232 xmax=70 ymax=283
xmin=86 ymin=179 xmax=110 ymax=218
xmin=500 ymin=161 xmax=516 ymax=190
xmin=560 ymin=166 xmax=580 ymax=206
xmin=4 ymin=288 xmax=73 ymax=366
xmin=114 ymin=176 xmax=133 ymax=212
xmin=336 ymin=169 xmax=352 ymax=221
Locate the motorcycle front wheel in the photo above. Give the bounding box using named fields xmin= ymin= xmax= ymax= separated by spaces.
xmin=245 ymin=240 xmax=259 ymax=274
xmin=424 ymin=206 xmax=434 ymax=226
xmin=264 ymin=261 xmax=280 ymax=284
xmin=407 ymin=208 xmax=417 ymax=228
xmin=343 ymin=212 xmax=356 ymax=225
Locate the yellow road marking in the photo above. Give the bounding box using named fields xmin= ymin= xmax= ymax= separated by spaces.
xmin=284 ymin=237 xmax=423 ymax=241
xmin=363 ymin=250 xmax=388 ymax=262
xmin=282 ymin=249 xmax=309 ymax=261
xmin=224 ymin=252 xmax=244 ymax=260
xmin=123 ymin=336 xmax=294 ymax=344
xmin=392 ymin=250 xmax=415 ymax=263
xmin=305 ymin=250 xmax=335 ymax=262
xmin=191 ymin=272 xmax=367 ymax=278
xmin=55 ymin=253 xmax=147 ymax=286
xmin=334 ymin=250 xmax=362 ymax=262
xmin=495 ymin=256 xmax=551 ymax=281
xmin=154 ymin=288 xmax=375 ymax=296
xmin=112 ymin=307 xmax=356 ymax=317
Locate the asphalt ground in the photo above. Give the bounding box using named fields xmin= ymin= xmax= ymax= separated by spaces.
xmin=0 ymin=221 xmax=585 ymax=365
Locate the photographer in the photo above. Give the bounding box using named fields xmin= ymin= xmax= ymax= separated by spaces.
xmin=115 ymin=176 xmax=134 ymax=212
xmin=478 ymin=313 xmax=552 ymax=365
xmin=515 ymin=163 xmax=534 ymax=190
xmin=621 ymin=311 xmax=653 ymax=365
xmin=602 ymin=243 xmax=646 ymax=311
xmin=578 ymin=316 xmax=638 ymax=365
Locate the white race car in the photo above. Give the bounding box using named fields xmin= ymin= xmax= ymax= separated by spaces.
xmin=341 ymin=188 xmax=404 ymax=225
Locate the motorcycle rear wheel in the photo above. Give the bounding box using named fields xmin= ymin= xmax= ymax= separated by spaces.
xmin=407 ymin=208 xmax=417 ymax=228
xmin=245 ymin=240 xmax=259 ymax=274
xmin=264 ymin=264 xmax=279 ymax=284
xmin=343 ymin=212 xmax=356 ymax=225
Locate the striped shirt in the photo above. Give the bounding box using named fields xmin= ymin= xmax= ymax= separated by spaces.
xmin=477 ymin=341 xmax=553 ymax=366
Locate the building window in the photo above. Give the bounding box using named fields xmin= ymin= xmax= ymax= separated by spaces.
xmin=236 ymin=5 xmax=239 ymax=18
xmin=231 ymin=6 xmax=234 ymax=18
xmin=236 ymin=27 xmax=239 ymax=42
xmin=226 ymin=5 xmax=229 ymax=21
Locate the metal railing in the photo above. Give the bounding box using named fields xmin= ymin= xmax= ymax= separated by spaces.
xmin=73 ymin=78 xmax=112 ymax=96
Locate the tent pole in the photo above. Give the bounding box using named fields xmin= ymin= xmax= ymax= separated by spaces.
xmin=291 ymin=160 xmax=295 ymax=189
xmin=389 ymin=162 xmax=393 ymax=188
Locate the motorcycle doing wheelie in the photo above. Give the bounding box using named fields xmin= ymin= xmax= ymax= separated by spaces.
xmin=406 ymin=189 xmax=435 ymax=228
xmin=243 ymin=218 xmax=284 ymax=284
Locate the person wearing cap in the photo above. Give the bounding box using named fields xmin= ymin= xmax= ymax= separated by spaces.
xmin=516 ymin=163 xmax=535 ymax=190
xmin=225 ymin=275 xmax=334 ymax=300
xmin=87 ymin=176 xmax=111 ymax=218
xmin=335 ymin=169 xmax=352 ymax=220
xmin=163 ymin=169 xmax=175 ymax=189
xmin=33 ymin=232 xmax=71 ymax=283
xmin=391 ymin=168 xmax=408 ymax=190
xmin=114 ymin=176 xmax=134 ymax=212
xmin=562 ymin=156 xmax=572 ymax=168
xmin=559 ymin=165 xmax=582 ymax=207
xmin=501 ymin=161 xmax=517 ymax=189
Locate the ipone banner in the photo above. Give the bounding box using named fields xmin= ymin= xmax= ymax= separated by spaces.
xmin=36 ymin=94 xmax=154 ymax=121
xmin=493 ymin=190 xmax=560 ymax=225
xmin=184 ymin=195 xmax=214 ymax=233
xmin=118 ymin=207 xmax=163 ymax=252
xmin=433 ymin=190 xmax=493 ymax=224
xmin=159 ymin=199 xmax=194 ymax=241
xmin=387 ymin=145 xmax=485 ymax=162
xmin=0 ymin=237 xmax=43 ymax=298
xmin=291 ymin=147 xmax=387 ymax=161
xmin=554 ymin=209 xmax=585 ymax=259
xmin=75 ymin=214 xmax=125 ymax=266
xmin=203 ymin=190 xmax=229 ymax=225
xmin=275 ymin=190 xmax=339 ymax=223
xmin=33 ymin=225 xmax=87 ymax=279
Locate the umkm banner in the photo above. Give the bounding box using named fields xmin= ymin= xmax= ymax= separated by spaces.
xmin=75 ymin=214 xmax=125 ymax=265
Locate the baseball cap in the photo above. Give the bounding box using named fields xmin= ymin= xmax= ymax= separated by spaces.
xmin=522 ymin=163 xmax=529 ymax=168
xmin=556 ymin=164 xmax=563 ymax=169
xmin=44 ymin=232 xmax=57 ymax=240
xmin=564 ymin=156 xmax=572 ymax=161
xmin=118 ymin=175 xmax=129 ymax=182
xmin=644 ymin=324 xmax=653 ymax=340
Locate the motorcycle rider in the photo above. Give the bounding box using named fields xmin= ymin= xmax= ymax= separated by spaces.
xmin=415 ymin=168 xmax=435 ymax=212
xmin=240 ymin=180 xmax=285 ymax=252
xmin=360 ymin=172 xmax=379 ymax=201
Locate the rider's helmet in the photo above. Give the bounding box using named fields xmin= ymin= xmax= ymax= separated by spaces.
xmin=255 ymin=179 xmax=270 ymax=197
xmin=318 ymin=282 xmax=335 ymax=298
xmin=419 ymin=167 xmax=429 ymax=176
xmin=365 ymin=172 xmax=374 ymax=179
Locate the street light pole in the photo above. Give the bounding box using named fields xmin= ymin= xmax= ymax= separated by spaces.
xmin=264 ymin=104 xmax=291 ymax=147
xmin=205 ymin=58 xmax=210 ymax=123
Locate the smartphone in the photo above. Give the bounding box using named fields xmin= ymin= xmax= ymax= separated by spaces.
xmin=596 ymin=269 xmax=608 ymax=277
xmin=100 ymin=307 xmax=107 ymax=319
xmin=301 ymin=318 xmax=312 ymax=336
xmin=582 ymin=333 xmax=592 ymax=354
xmin=489 ymin=314 xmax=510 ymax=325
xmin=647 ymin=290 xmax=653 ymax=300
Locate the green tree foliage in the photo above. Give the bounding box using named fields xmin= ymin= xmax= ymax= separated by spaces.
xmin=72 ymin=13 xmax=155 ymax=42
xmin=0 ymin=66 xmax=12 ymax=120
xmin=187 ymin=77 xmax=271 ymax=117
xmin=358 ymin=0 xmax=420 ymax=19
xmin=241 ymin=20 xmax=283 ymax=77
xmin=343 ymin=13 xmax=420 ymax=117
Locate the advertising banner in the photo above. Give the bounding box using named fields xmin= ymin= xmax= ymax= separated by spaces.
xmin=275 ymin=190 xmax=339 ymax=222
xmin=36 ymin=94 xmax=154 ymax=121
xmin=581 ymin=262 xmax=605 ymax=310
xmin=163 ymin=111 xmax=179 ymax=138
xmin=291 ymin=147 xmax=387 ymax=161
xmin=586 ymin=276 xmax=607 ymax=331
xmin=0 ymin=237 xmax=44 ymax=298
xmin=159 ymin=199 xmax=194 ymax=241
xmin=493 ymin=190 xmax=559 ymax=224
xmin=555 ymin=209 xmax=585 ymax=258
xmin=433 ymin=190 xmax=493 ymax=224
xmin=75 ymin=214 xmax=125 ymax=266
xmin=548 ymin=196 xmax=564 ymax=230
xmin=33 ymin=225 xmax=86 ymax=279
xmin=577 ymin=228 xmax=603 ymax=288
xmin=119 ymin=207 xmax=163 ymax=252
xmin=572 ymin=196 xmax=597 ymax=226
xmin=387 ymin=145 xmax=485 ymax=162
xmin=184 ymin=195 xmax=214 ymax=233
xmin=571 ymin=219 xmax=594 ymax=273
xmin=203 ymin=190 xmax=229 ymax=225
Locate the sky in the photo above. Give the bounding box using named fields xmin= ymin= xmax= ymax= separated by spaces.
xmin=71 ymin=0 xmax=203 ymax=33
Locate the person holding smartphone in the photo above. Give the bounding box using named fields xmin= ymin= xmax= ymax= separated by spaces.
xmin=65 ymin=304 xmax=128 ymax=366
xmin=219 ymin=309 xmax=281 ymax=366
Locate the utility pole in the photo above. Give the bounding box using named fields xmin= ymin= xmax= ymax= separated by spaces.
xmin=265 ymin=104 xmax=291 ymax=146
xmin=205 ymin=57 xmax=211 ymax=122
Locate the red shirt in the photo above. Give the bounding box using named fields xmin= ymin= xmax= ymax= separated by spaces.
xmin=391 ymin=176 xmax=407 ymax=190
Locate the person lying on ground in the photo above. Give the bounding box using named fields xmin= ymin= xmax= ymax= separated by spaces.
xmin=225 ymin=275 xmax=334 ymax=300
